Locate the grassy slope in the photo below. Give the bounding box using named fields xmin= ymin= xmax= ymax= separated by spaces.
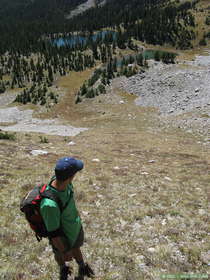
xmin=1 ymin=2 xmax=210 ymax=279
xmin=0 ymin=66 xmax=209 ymax=279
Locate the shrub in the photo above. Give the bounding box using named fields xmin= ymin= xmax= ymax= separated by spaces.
xmin=39 ymin=136 xmax=49 ymax=143
xmin=205 ymin=16 xmax=210 ymax=25
xmin=75 ymin=96 xmax=82 ymax=104
xmin=206 ymin=32 xmax=210 ymax=39
xmin=0 ymin=131 xmax=16 ymax=140
xmin=199 ymin=38 xmax=207 ymax=46
xmin=98 ymin=84 xmax=106 ymax=94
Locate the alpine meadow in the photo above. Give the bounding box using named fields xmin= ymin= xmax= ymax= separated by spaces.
xmin=0 ymin=0 xmax=209 ymax=279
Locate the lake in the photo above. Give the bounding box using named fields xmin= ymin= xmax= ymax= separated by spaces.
xmin=53 ymin=30 xmax=116 ymax=47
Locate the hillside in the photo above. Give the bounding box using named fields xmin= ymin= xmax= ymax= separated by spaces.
xmin=0 ymin=0 xmax=210 ymax=279
xmin=66 ymin=0 xmax=106 ymax=19
xmin=0 ymin=0 xmax=87 ymax=22
xmin=0 ymin=51 xmax=210 ymax=279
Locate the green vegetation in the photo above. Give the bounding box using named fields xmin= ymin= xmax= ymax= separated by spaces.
xmin=207 ymin=31 xmax=210 ymax=38
xmin=76 ymin=51 xmax=176 ymax=103
xmin=199 ymin=37 xmax=207 ymax=46
xmin=0 ymin=81 xmax=6 ymax=94
xmin=0 ymin=0 xmax=197 ymax=55
xmin=205 ymin=16 xmax=210 ymax=25
xmin=0 ymin=0 xmax=203 ymax=107
xmin=14 ymin=85 xmax=58 ymax=106
xmin=0 ymin=131 xmax=16 ymax=140
xmin=39 ymin=136 xmax=49 ymax=143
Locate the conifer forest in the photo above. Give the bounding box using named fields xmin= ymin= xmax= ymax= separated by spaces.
xmin=0 ymin=0 xmax=200 ymax=104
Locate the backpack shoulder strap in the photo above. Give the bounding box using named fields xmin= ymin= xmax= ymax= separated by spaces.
xmin=39 ymin=185 xmax=64 ymax=211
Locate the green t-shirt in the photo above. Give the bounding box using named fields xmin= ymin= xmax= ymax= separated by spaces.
xmin=40 ymin=177 xmax=82 ymax=247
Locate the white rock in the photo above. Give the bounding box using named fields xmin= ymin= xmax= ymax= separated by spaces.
xmin=164 ymin=176 xmax=172 ymax=181
xmin=92 ymin=158 xmax=100 ymax=162
xmin=129 ymin=193 xmax=137 ymax=198
xmin=120 ymin=219 xmax=127 ymax=227
xmin=95 ymin=201 xmax=101 ymax=207
xmin=31 ymin=150 xmax=48 ymax=156
xmin=68 ymin=141 xmax=76 ymax=145
xmin=136 ymin=255 xmax=144 ymax=261
xmin=135 ymin=255 xmax=146 ymax=268
xmin=148 ymin=247 xmax=156 ymax=253
xmin=148 ymin=160 xmax=155 ymax=163
xmin=132 ymin=222 xmax=141 ymax=231
xmin=161 ymin=219 xmax=167 ymax=226
xmin=168 ymin=109 xmax=174 ymax=113
xmin=195 ymin=88 xmax=200 ymax=92
xmin=198 ymin=209 xmax=206 ymax=215
xmin=113 ymin=166 xmax=120 ymax=170
xmin=82 ymin=211 xmax=89 ymax=216
xmin=119 ymin=100 xmax=125 ymax=104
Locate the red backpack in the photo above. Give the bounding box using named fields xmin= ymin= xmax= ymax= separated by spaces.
xmin=20 ymin=184 xmax=63 ymax=242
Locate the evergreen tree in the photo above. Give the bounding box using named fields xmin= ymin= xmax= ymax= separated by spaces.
xmin=154 ymin=51 xmax=161 ymax=61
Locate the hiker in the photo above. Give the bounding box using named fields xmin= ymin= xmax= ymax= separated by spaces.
xmin=40 ymin=156 xmax=94 ymax=280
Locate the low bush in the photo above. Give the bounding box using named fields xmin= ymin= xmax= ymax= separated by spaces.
xmin=39 ymin=136 xmax=49 ymax=143
xmin=0 ymin=131 xmax=16 ymax=140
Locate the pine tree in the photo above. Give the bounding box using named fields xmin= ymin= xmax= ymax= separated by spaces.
xmin=154 ymin=51 xmax=161 ymax=61
xmin=48 ymin=65 xmax=54 ymax=83
xmin=80 ymin=84 xmax=87 ymax=96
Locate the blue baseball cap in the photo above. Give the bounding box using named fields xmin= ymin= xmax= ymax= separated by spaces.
xmin=55 ymin=157 xmax=84 ymax=181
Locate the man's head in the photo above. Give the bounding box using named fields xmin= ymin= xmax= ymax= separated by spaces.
xmin=55 ymin=157 xmax=84 ymax=182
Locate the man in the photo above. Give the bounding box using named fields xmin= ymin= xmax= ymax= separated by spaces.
xmin=40 ymin=157 xmax=94 ymax=280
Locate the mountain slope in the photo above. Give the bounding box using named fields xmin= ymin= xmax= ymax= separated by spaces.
xmin=0 ymin=0 xmax=87 ymax=22
xmin=66 ymin=0 xmax=106 ymax=19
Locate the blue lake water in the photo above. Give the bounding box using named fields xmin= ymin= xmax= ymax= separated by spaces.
xmin=54 ymin=31 xmax=116 ymax=47
xmin=115 ymin=50 xmax=177 ymax=67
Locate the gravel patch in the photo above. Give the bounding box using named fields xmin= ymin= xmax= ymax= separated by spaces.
xmin=0 ymin=106 xmax=88 ymax=136
xmin=119 ymin=51 xmax=210 ymax=137
xmin=0 ymin=91 xmax=18 ymax=107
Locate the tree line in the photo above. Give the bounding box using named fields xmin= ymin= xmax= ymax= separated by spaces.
xmin=0 ymin=0 xmax=198 ymax=55
xmin=0 ymin=0 xmax=200 ymax=106
xmin=75 ymin=50 xmax=176 ymax=103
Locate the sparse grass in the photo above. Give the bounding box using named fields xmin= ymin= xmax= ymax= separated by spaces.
xmin=201 ymin=113 xmax=210 ymax=118
xmin=191 ymin=0 xmax=210 ymax=48
xmin=0 ymin=119 xmax=209 ymax=280
xmin=0 ymin=61 xmax=209 ymax=280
